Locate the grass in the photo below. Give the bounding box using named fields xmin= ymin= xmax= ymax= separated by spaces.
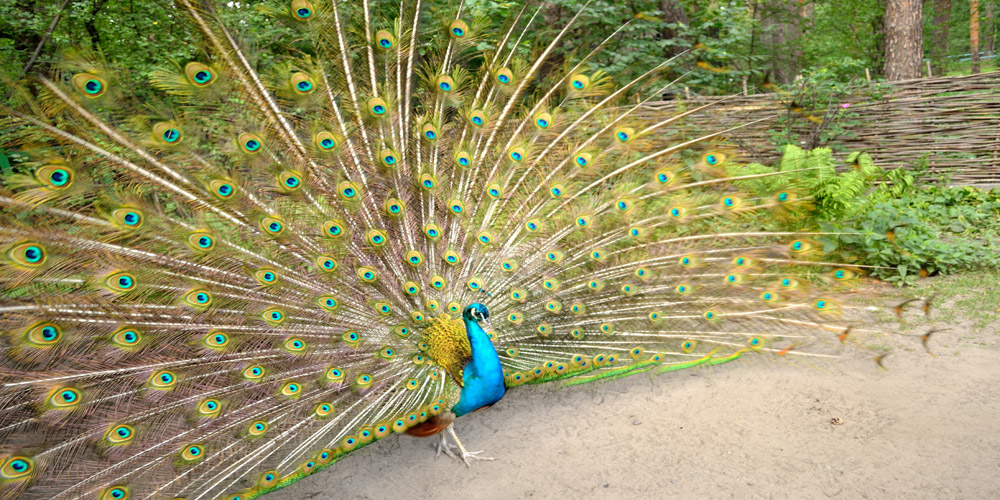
xmin=868 ymin=269 xmax=1000 ymax=332
xmin=942 ymin=58 xmax=999 ymax=77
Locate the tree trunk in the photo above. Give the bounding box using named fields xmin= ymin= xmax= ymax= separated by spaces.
xmin=869 ymin=0 xmax=887 ymax=77
xmin=970 ymin=0 xmax=981 ymax=74
xmin=984 ymin=0 xmax=995 ymax=56
xmin=658 ymin=0 xmax=689 ymax=58
xmin=762 ymin=0 xmax=804 ymax=84
xmin=930 ymin=0 xmax=952 ymax=76
xmin=883 ymin=0 xmax=923 ymax=81
xmin=83 ymin=0 xmax=109 ymax=49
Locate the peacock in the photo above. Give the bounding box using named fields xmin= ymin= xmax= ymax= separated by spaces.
xmin=0 ymin=1 xmax=899 ymax=499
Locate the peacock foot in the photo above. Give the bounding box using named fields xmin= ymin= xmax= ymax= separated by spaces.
xmin=436 ymin=424 xmax=495 ymax=467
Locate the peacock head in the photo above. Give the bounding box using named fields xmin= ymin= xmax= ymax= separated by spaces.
xmin=463 ymin=303 xmax=490 ymax=323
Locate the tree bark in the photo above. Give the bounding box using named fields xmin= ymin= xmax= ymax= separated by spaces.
xmin=20 ymin=0 xmax=70 ymax=78
xmin=761 ymin=0 xmax=804 ymax=84
xmin=984 ymin=0 xmax=995 ymax=56
xmin=970 ymin=0 xmax=981 ymax=74
xmin=658 ymin=0 xmax=689 ymax=58
xmin=83 ymin=0 xmax=110 ymax=49
xmin=930 ymin=0 xmax=952 ymax=76
xmin=883 ymin=0 xmax=923 ymax=81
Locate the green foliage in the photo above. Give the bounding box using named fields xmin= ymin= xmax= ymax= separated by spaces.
xmin=925 ymin=0 xmax=1000 ymax=76
xmin=728 ymin=146 xmax=1000 ymax=286
xmin=804 ymin=0 xmax=887 ymax=79
xmin=826 ymin=182 xmax=1000 ymax=285
xmin=728 ymin=144 xmax=882 ymax=221
xmin=766 ymin=71 xmax=892 ymax=151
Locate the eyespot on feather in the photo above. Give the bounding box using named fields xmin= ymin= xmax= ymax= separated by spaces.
xmin=443 ymin=249 xmax=462 ymax=265
xmin=202 ymin=331 xmax=229 ymax=350
xmin=8 ymin=242 xmax=47 ymax=268
xmin=152 ymin=122 xmax=183 ymax=145
xmin=485 ymin=182 xmax=503 ymax=199
xmin=260 ymin=216 xmax=284 ymax=236
xmin=469 ymin=109 xmax=487 ymax=127
xmin=35 ymin=164 xmax=74 ymax=190
xmin=290 ymin=72 xmax=315 ymax=94
xmin=366 ymin=229 xmax=388 ymax=248
xmin=435 ymin=75 xmax=455 ymax=93
xmin=184 ymin=62 xmax=216 ymax=87
xmin=209 ymin=179 xmax=236 ymax=200
xmin=314 ymin=131 xmax=338 ymax=151
xmin=237 ymin=132 xmax=263 ymax=154
xmin=149 ymin=371 xmax=176 ymax=390
xmin=183 ymin=289 xmax=213 ymax=308
xmin=568 ymin=74 xmax=590 ymax=90
xmin=284 ymin=337 xmax=307 ymax=353
xmin=247 ymin=420 xmax=269 ymax=437
xmin=533 ymin=112 xmax=552 ymax=130
xmin=454 ymin=150 xmax=472 ymax=168
xmin=48 ymin=387 xmax=82 ymax=408
xmin=315 ymin=255 xmax=337 ymax=272
xmin=375 ymin=30 xmax=395 ymax=49
xmin=614 ymin=127 xmax=634 ymax=143
xmin=72 ymin=73 xmax=107 ymax=97
xmin=186 ymin=231 xmax=215 ymax=252
xmin=321 ymin=219 xmax=345 ymax=238
xmin=253 ymin=268 xmax=278 ymax=286
xmin=261 ymin=308 xmax=286 ymax=324
xmin=367 ymin=97 xmax=388 ymax=117
xmin=104 ymin=424 xmax=135 ymax=445
xmin=476 ymin=229 xmax=494 ymax=245
xmin=448 ymin=19 xmax=469 ymax=38
xmin=508 ymin=147 xmax=526 ymax=162
xmin=420 ymin=123 xmax=439 ymax=142
xmin=197 ymin=398 xmax=222 ymax=417
xmin=243 ymin=365 xmax=265 ymax=381
xmin=384 ymin=197 xmax=405 ymax=215
xmin=405 ymin=249 xmax=425 ymax=266
xmin=418 ymin=173 xmax=437 ymax=190
xmin=495 ymin=67 xmax=514 ymax=85
xmin=291 ymin=0 xmax=314 ymax=21
xmin=317 ymin=295 xmax=339 ymax=311
xmin=110 ymin=327 xmax=142 ymax=348
xmin=104 ymin=272 xmax=137 ymax=293
xmin=25 ymin=322 xmax=62 ymax=346
xmin=357 ymin=266 xmax=377 ymax=283
xmin=99 ymin=486 xmax=130 ymax=500
xmin=338 ymin=180 xmax=360 ymax=199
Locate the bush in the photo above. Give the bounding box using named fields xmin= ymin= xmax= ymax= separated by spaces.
xmin=826 ymin=182 xmax=1000 ymax=285
xmin=729 ymin=145 xmax=1000 ymax=285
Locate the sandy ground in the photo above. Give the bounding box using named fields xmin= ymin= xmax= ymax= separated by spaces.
xmin=269 ymin=308 xmax=1000 ymax=500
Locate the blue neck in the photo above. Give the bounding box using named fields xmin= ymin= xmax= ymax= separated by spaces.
xmin=451 ymin=317 xmax=506 ymax=417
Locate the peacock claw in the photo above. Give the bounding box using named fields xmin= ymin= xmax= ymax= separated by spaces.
xmin=437 ymin=424 xmax=495 ymax=467
xmin=458 ymin=449 xmax=495 ymax=467
xmin=435 ymin=433 xmax=459 ymax=459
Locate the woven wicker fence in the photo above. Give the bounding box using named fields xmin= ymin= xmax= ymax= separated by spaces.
xmin=639 ymin=71 xmax=1000 ymax=186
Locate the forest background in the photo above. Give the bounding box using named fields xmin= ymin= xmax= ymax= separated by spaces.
xmin=0 ymin=0 xmax=994 ymax=97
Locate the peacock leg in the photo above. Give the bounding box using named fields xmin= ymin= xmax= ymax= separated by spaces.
xmin=445 ymin=424 xmax=494 ymax=467
xmin=435 ymin=431 xmax=458 ymax=459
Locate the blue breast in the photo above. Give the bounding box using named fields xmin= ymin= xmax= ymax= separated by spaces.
xmin=451 ymin=316 xmax=506 ymax=417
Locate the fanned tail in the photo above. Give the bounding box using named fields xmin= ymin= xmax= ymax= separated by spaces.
xmin=0 ymin=2 xmax=894 ymax=500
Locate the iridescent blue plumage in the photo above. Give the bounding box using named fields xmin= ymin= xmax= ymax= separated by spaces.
xmin=452 ymin=304 xmax=505 ymax=417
